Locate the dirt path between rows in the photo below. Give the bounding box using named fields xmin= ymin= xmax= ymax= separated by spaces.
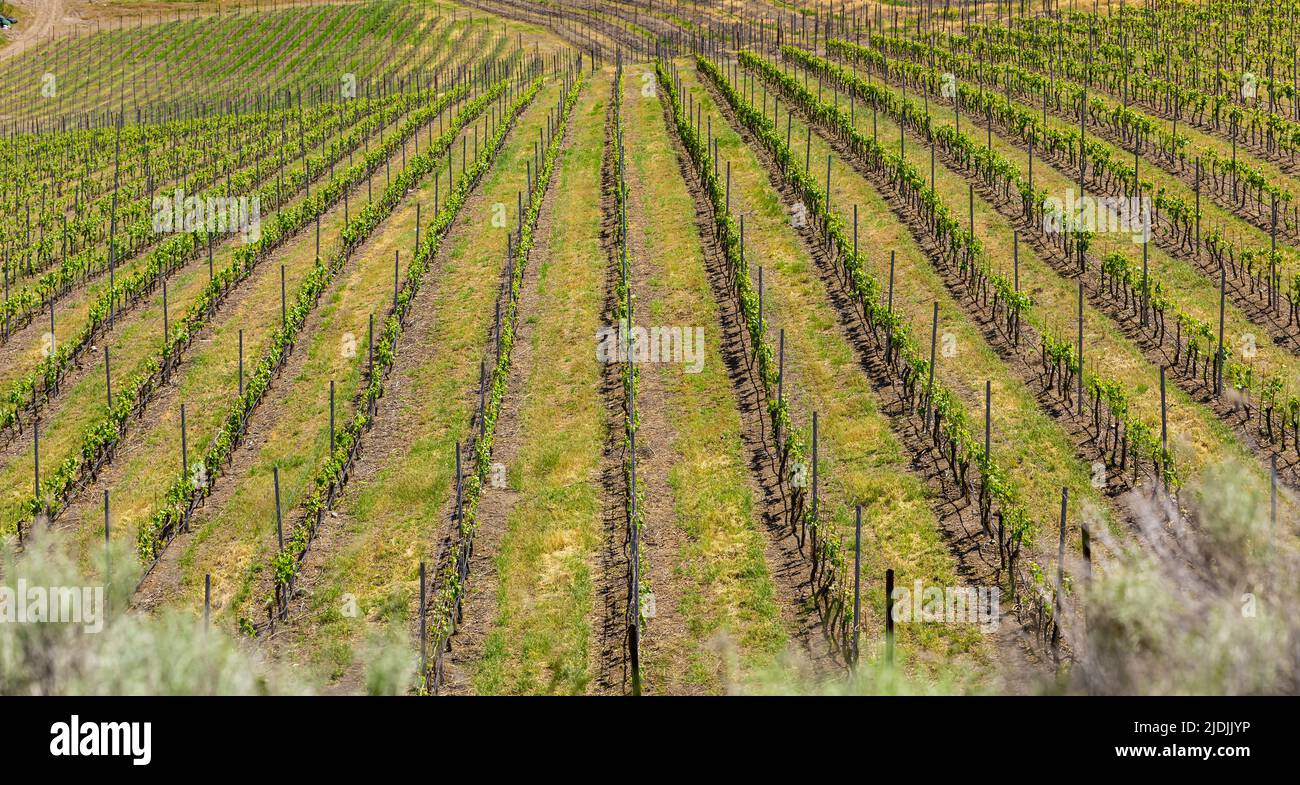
xmin=0 ymin=0 xmax=68 ymax=61
xmin=620 ymin=83 xmax=708 ymax=697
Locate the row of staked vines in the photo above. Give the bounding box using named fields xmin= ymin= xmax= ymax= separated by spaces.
xmin=658 ymin=57 xmax=866 ymax=661
xmin=129 ymin=72 xmax=517 ymax=560
xmin=609 ymin=58 xmax=649 ymax=695
xmin=964 ymin=11 xmax=1300 ymax=160
xmin=0 ymin=89 xmax=448 ymax=441
xmin=259 ymin=67 xmax=549 ymax=631
xmin=814 ymin=38 xmax=1300 ymax=470
xmin=699 ymin=50 xmax=1055 ymax=614
xmin=2 ymin=84 xmax=444 ymax=329
xmin=24 ymin=81 xmax=483 ymax=547
xmin=421 ymin=69 xmax=586 ymax=695
xmin=773 ymin=43 xmax=1176 ymax=490
xmin=858 ymin=31 xmax=1300 ymax=318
